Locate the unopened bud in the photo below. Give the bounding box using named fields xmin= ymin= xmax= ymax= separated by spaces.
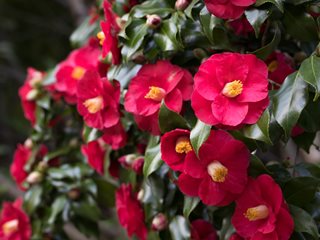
xmin=132 ymin=52 xmax=147 ymax=64
xmin=152 ymin=213 xmax=168 ymax=231
xmin=175 ymin=0 xmax=189 ymax=11
xmin=37 ymin=161 xmax=48 ymax=172
xmin=146 ymin=14 xmax=162 ymax=29
xmin=68 ymin=188 xmax=81 ymax=200
xmin=193 ymin=48 xmax=208 ymax=60
xmin=26 ymin=89 xmax=39 ymax=101
xmin=24 ymin=138 xmax=33 ymax=149
xmin=26 ymin=171 xmax=43 ymax=184
xmin=118 ymin=154 xmax=137 ymax=168
xmin=137 ymin=189 xmax=144 ymax=202
xmin=132 ymin=157 xmax=144 ymax=175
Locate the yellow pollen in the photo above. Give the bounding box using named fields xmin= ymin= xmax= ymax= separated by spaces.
xmin=222 ymin=80 xmax=243 ymax=98
xmin=97 ymin=31 xmax=105 ymax=45
xmin=71 ymin=66 xmax=86 ymax=80
xmin=268 ymin=60 xmax=278 ymax=72
xmin=144 ymin=86 xmax=166 ymax=101
xmin=175 ymin=137 xmax=193 ymax=154
xmin=2 ymin=219 xmax=19 ymax=236
xmin=83 ymin=96 xmax=104 ymax=114
xmin=207 ymin=161 xmax=228 ymax=183
xmin=244 ymin=205 xmax=269 ymax=221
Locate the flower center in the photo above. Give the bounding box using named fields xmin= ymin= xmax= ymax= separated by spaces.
xmin=83 ymin=96 xmax=104 ymax=114
xmin=71 ymin=66 xmax=86 ymax=80
xmin=2 ymin=219 xmax=19 ymax=236
xmin=29 ymin=71 xmax=42 ymax=86
xmin=144 ymin=86 xmax=166 ymax=101
xmin=244 ymin=205 xmax=269 ymax=221
xmin=175 ymin=137 xmax=193 ymax=154
xmin=97 ymin=31 xmax=105 ymax=45
xmin=207 ymin=161 xmax=228 ymax=183
xmin=222 ymin=80 xmax=243 ymax=98
xmin=268 ymin=60 xmax=278 ymax=73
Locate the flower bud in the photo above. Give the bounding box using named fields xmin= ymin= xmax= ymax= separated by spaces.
xmin=26 ymin=171 xmax=43 ymax=184
xmin=132 ymin=51 xmax=147 ymax=64
xmin=24 ymin=138 xmax=33 ymax=149
xmin=68 ymin=188 xmax=81 ymax=200
xmin=137 ymin=189 xmax=144 ymax=202
xmin=37 ymin=161 xmax=48 ymax=172
xmin=193 ymin=48 xmax=208 ymax=60
xmin=146 ymin=14 xmax=162 ymax=29
xmin=152 ymin=213 xmax=168 ymax=231
xmin=132 ymin=157 xmax=144 ymax=175
xmin=118 ymin=154 xmax=137 ymax=168
xmin=26 ymin=89 xmax=39 ymax=101
xmin=175 ymin=0 xmax=189 ymax=11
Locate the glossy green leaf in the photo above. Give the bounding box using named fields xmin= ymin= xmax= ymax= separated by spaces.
xmin=70 ymin=17 xmax=99 ymax=48
xmin=107 ymin=62 xmax=141 ymax=88
xmin=284 ymin=177 xmax=320 ymax=207
xmin=95 ymin=178 xmax=116 ymax=207
xmin=242 ymin=110 xmax=272 ymax=144
xmin=255 ymin=0 xmax=283 ymax=12
xmin=199 ymin=7 xmax=223 ymax=44
xmin=290 ymin=205 xmax=320 ymax=239
xmin=249 ymin=154 xmax=271 ymax=177
xmin=82 ymin=125 xmax=103 ymax=143
xmin=273 ymin=72 xmax=309 ymax=139
xmin=183 ymin=197 xmax=200 ymax=218
xmin=159 ymin=103 xmax=189 ymax=133
xmin=299 ymin=55 xmax=320 ymax=101
xmin=24 ymin=185 xmax=43 ymax=214
xmin=72 ymin=196 xmax=101 ymax=221
xmin=184 ymin=0 xmax=200 ymax=19
xmin=169 ymin=216 xmax=190 ymax=240
xmin=48 ymin=195 xmax=67 ymax=225
xmin=130 ymin=0 xmax=173 ymax=18
xmin=190 ymin=120 xmax=211 ymax=156
xmin=143 ymin=136 xmax=163 ymax=177
xmin=245 ymin=9 xmax=269 ymax=38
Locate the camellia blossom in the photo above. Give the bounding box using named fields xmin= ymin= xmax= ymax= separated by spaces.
xmin=178 ymin=130 xmax=250 ymax=206
xmin=204 ymin=0 xmax=256 ymax=19
xmin=0 ymin=199 xmax=31 ymax=240
xmin=229 ymin=17 xmax=254 ymax=37
xmin=96 ymin=0 xmax=121 ymax=64
xmin=81 ymin=139 xmax=106 ymax=175
xmin=77 ymin=70 xmax=121 ymax=130
xmin=102 ymin=122 xmax=127 ymax=150
xmin=191 ymin=219 xmax=218 ymax=240
xmin=229 ymin=233 xmax=244 ymax=240
xmin=19 ymin=68 xmax=44 ymax=126
xmin=124 ymin=60 xmax=193 ymax=135
xmin=231 ymin=174 xmax=294 ymax=239
xmin=161 ymin=129 xmax=195 ymax=172
xmin=55 ymin=41 xmax=106 ymax=104
xmin=192 ymin=53 xmax=269 ymax=128
xmin=116 ymin=184 xmax=147 ymax=240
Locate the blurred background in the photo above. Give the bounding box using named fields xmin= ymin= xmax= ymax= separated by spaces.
xmin=0 ymin=0 xmax=93 ymax=201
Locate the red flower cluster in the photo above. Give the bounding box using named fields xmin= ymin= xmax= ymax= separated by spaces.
xmin=204 ymin=0 xmax=256 ymax=19
xmin=191 ymin=219 xmax=217 ymax=240
xmin=97 ymin=0 xmax=121 ymax=64
xmin=116 ymin=184 xmax=147 ymax=240
xmin=0 ymin=199 xmax=31 ymax=240
xmin=124 ymin=60 xmax=193 ymax=135
xmin=192 ymin=53 xmax=269 ymax=128
xmin=19 ymin=68 xmax=44 ymax=126
xmin=232 ymin=175 xmax=294 ymax=239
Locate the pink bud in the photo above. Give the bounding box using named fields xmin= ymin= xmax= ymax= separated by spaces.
xmin=26 ymin=171 xmax=43 ymax=184
xmin=146 ymin=14 xmax=162 ymax=29
xmin=152 ymin=213 xmax=168 ymax=231
xmin=132 ymin=157 xmax=144 ymax=175
xmin=175 ymin=0 xmax=189 ymax=10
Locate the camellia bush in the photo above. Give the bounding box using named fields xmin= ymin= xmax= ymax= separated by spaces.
xmin=3 ymin=0 xmax=320 ymax=239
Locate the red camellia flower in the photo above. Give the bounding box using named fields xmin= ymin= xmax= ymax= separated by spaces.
xmin=0 ymin=199 xmax=31 ymax=240
xmin=124 ymin=60 xmax=193 ymax=135
xmin=81 ymin=139 xmax=106 ymax=175
xmin=19 ymin=68 xmax=44 ymax=126
xmin=55 ymin=41 xmax=106 ymax=104
xmin=229 ymin=233 xmax=244 ymax=240
xmin=229 ymin=17 xmax=254 ymax=37
xmin=231 ymin=174 xmax=294 ymax=240
xmin=192 ymin=53 xmax=269 ymax=128
xmin=102 ymin=122 xmax=127 ymax=150
xmin=77 ymin=70 xmax=121 ymax=130
xmin=191 ymin=219 xmax=218 ymax=240
xmin=204 ymin=0 xmax=256 ymax=19
xmin=178 ymin=130 xmax=250 ymax=206
xmin=161 ymin=129 xmax=195 ymax=172
xmin=266 ymin=51 xmax=295 ymax=89
xmin=96 ymin=1 xmax=121 ymax=64
xmin=116 ymin=184 xmax=147 ymax=240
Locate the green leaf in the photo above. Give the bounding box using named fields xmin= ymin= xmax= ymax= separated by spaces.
xmin=249 ymin=154 xmax=271 ymax=177
xmin=184 ymin=0 xmax=200 ymax=19
xmin=252 ymin=25 xmax=281 ymax=60
xmin=82 ymin=125 xmax=103 ymax=143
xmin=42 ymin=67 xmax=57 ymax=86
xmin=283 ymin=8 xmax=318 ymax=42
xmin=48 ymin=195 xmax=67 ymax=225
xmin=183 ymin=197 xmax=200 ymax=218
xmin=242 ymin=110 xmax=272 ymax=144
xmin=130 ymin=0 xmax=173 ymax=18
xmin=272 ymin=72 xmax=309 ymax=139
xmin=190 ymin=120 xmax=211 ymax=156
xmin=70 ymin=17 xmax=99 ymax=48
xmin=255 ymin=0 xmax=283 ymax=12
xmin=143 ymin=136 xmax=163 ymax=177
xmin=169 ymin=216 xmax=190 ymax=240
xmin=72 ymin=196 xmax=101 ymax=221
xmin=95 ymin=178 xmax=116 ymax=207
xmin=159 ymin=103 xmax=189 ymax=133
xmin=283 ymin=177 xmax=320 ymax=207
xmin=290 ymin=205 xmax=320 ymax=239
xmin=299 ymin=55 xmax=320 ymax=101
xmin=245 ymin=9 xmax=269 ymax=38
xmin=199 ymin=7 xmax=223 ymax=44
xmin=24 ymin=185 xmax=43 ymax=214
xmin=107 ymin=62 xmax=141 ymax=88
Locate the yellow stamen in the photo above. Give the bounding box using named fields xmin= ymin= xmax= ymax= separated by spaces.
xmin=244 ymin=205 xmax=269 ymax=221
xmin=207 ymin=161 xmax=228 ymax=183
xmin=71 ymin=66 xmax=86 ymax=80
xmin=175 ymin=137 xmax=193 ymax=154
xmin=268 ymin=60 xmax=278 ymax=73
xmin=2 ymin=219 xmax=18 ymax=236
xmin=222 ymin=80 xmax=243 ymax=98
xmin=144 ymin=86 xmax=166 ymax=101
xmin=97 ymin=31 xmax=105 ymax=45
xmin=83 ymin=96 xmax=104 ymax=114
